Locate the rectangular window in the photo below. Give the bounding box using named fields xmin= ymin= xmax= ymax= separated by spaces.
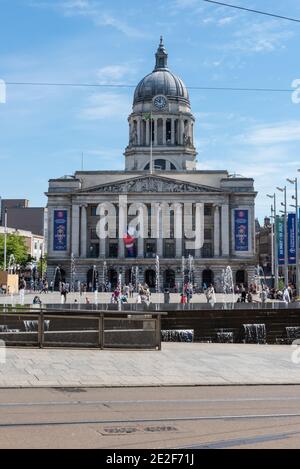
xmin=90 ymin=206 xmax=97 ymax=216
xmin=204 ymin=205 xmax=212 ymax=216
xmin=109 ymin=242 xmax=118 ymax=258
xmin=202 ymin=243 xmax=213 ymax=258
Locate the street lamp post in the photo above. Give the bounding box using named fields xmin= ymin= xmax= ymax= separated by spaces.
xmin=3 ymin=208 xmax=7 ymax=271
xmin=267 ymin=193 xmax=278 ymax=289
xmin=287 ymin=178 xmax=298 ymax=293
xmin=277 ymin=186 xmax=288 ymax=287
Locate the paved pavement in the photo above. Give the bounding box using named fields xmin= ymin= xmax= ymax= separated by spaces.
xmin=0 ymin=291 xmax=271 ymax=305
xmin=0 ymin=343 xmax=299 ymax=388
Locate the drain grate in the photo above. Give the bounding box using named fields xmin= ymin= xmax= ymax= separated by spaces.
xmin=144 ymin=425 xmax=177 ymax=432
xmin=103 ymin=427 xmax=138 ymax=434
xmin=101 ymin=425 xmax=178 ymax=435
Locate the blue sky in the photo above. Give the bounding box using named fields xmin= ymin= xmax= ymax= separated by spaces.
xmin=0 ymin=0 xmax=300 ymax=222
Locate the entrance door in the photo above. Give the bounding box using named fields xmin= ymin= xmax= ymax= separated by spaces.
xmin=202 ymin=269 xmax=214 ymax=287
xmin=164 ymin=269 xmax=175 ymax=289
xmin=108 ymin=269 xmax=118 ymax=289
xmin=145 ymin=269 xmax=156 ymax=289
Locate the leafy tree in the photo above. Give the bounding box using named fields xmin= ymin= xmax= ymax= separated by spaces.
xmin=0 ymin=234 xmax=29 ymax=269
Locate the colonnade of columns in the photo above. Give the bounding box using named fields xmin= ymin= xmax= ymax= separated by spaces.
xmin=129 ymin=115 xmax=194 ymax=147
xmin=70 ymin=202 xmax=231 ymax=260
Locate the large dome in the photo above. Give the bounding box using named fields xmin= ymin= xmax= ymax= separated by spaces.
xmin=134 ymin=69 xmax=189 ymax=105
xmin=133 ymin=37 xmax=190 ymax=106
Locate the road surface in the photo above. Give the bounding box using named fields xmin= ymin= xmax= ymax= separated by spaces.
xmin=0 ymin=385 xmax=300 ymax=448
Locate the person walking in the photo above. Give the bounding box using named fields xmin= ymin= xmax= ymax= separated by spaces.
xmin=60 ymin=282 xmax=67 ymax=304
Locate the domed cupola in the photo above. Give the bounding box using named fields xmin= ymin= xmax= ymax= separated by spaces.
xmin=133 ymin=37 xmax=190 ymax=107
xmin=125 ymin=38 xmax=197 ymax=172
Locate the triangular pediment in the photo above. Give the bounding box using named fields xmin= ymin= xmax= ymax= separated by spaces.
xmin=79 ymin=174 xmax=223 ymax=194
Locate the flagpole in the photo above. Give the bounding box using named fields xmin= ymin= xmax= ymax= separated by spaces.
xmin=150 ymin=112 xmax=153 ymax=175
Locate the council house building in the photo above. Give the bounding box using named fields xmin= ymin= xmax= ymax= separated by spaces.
xmin=46 ymin=38 xmax=257 ymax=291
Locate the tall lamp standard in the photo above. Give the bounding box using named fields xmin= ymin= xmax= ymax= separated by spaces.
xmin=3 ymin=208 xmax=7 ymax=271
xmin=267 ymin=193 xmax=278 ymax=289
xmin=288 ymin=175 xmax=299 ymax=295
xmin=277 ymin=186 xmax=288 ymax=287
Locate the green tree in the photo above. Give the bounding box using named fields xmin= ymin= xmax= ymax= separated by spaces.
xmin=0 ymin=234 xmax=29 ymax=269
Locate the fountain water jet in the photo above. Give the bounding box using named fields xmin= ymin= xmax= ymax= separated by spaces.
xmin=221 ymin=266 xmax=235 ymax=305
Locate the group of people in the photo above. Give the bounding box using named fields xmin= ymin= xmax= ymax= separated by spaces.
xmin=259 ymin=283 xmax=297 ymax=303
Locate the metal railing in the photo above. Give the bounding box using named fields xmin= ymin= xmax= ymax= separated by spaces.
xmin=0 ymin=307 xmax=165 ymax=350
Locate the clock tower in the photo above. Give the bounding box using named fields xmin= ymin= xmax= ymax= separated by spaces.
xmin=124 ymin=37 xmax=197 ymax=171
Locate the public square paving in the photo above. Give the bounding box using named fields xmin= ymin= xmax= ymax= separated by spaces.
xmin=0 ymin=291 xmax=264 ymax=305
xmin=0 ymin=343 xmax=299 ymax=388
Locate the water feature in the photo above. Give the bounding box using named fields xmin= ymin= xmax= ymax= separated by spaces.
xmin=53 ymin=266 xmax=61 ymax=291
xmin=221 ymin=266 xmax=235 ymax=304
xmin=217 ymin=329 xmax=234 ymax=343
xmin=161 ymin=329 xmax=194 ymax=342
xmin=19 ymin=289 xmax=25 ymax=305
xmin=92 ymin=265 xmax=98 ymax=292
xmin=23 ymin=320 xmax=50 ymax=332
xmin=188 ymin=254 xmax=194 ymax=285
xmin=70 ymin=253 xmax=76 ymax=293
xmin=7 ymin=254 xmax=16 ymax=274
xmin=102 ymin=261 xmax=107 ymax=290
xmin=254 ymin=265 xmax=266 ymax=293
xmin=155 ymin=255 xmax=160 ymax=294
xmin=286 ymin=327 xmax=300 ymax=342
xmin=243 ymin=324 xmax=266 ymax=344
xmin=181 ymin=256 xmax=186 ymax=292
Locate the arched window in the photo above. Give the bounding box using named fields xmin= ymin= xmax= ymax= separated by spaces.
xmin=145 ymin=269 xmax=156 ymax=289
xmin=144 ymin=159 xmax=176 ymax=170
xmin=87 ymin=268 xmax=98 ymax=291
xmin=108 ymin=269 xmax=118 ymax=289
xmin=236 ymin=270 xmax=247 ymax=286
xmin=164 ymin=269 xmax=175 ymax=289
xmin=202 ymin=269 xmax=214 ymax=287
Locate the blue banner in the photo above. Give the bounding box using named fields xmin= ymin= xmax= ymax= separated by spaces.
xmin=276 ymin=216 xmax=285 ymax=265
xmin=53 ymin=210 xmax=67 ymax=251
xmin=234 ymin=209 xmax=249 ymax=252
xmin=288 ymin=213 xmax=296 ymax=265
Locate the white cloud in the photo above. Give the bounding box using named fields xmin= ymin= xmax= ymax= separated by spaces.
xmin=30 ymin=0 xmax=146 ymax=37
xmin=237 ymin=121 xmax=300 ymax=145
xmin=96 ymin=65 xmax=135 ymax=84
xmin=80 ymin=92 xmax=131 ymax=120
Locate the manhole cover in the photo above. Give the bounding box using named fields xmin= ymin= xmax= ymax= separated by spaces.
xmin=103 ymin=427 xmax=138 ymax=434
xmin=144 ymin=426 xmax=178 ymax=432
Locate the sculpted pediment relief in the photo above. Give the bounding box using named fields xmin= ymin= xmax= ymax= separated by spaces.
xmin=80 ymin=175 xmax=222 ymax=194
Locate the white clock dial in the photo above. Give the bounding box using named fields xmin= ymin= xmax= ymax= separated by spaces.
xmin=153 ymin=95 xmax=167 ymax=110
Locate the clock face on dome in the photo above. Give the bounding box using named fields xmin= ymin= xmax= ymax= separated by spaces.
xmin=153 ymin=95 xmax=167 ymax=110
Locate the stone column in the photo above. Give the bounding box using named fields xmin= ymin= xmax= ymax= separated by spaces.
xmin=156 ymin=206 xmax=163 ymax=257
xmin=175 ymin=203 xmax=183 ymax=258
xmin=221 ymin=204 xmax=230 ymax=256
xmin=118 ymin=200 xmax=127 ymax=259
xmin=214 ymin=205 xmax=220 ymax=257
xmin=80 ymin=205 xmax=87 ymax=258
xmin=146 ymin=119 xmax=150 ymax=146
xmin=162 ymin=118 xmax=167 ymax=145
xmin=154 ymin=118 xmax=158 ymax=146
xmin=137 ymin=236 xmax=144 ymax=258
xmin=171 ymin=118 xmax=175 ymax=145
xmin=71 ymin=205 xmax=80 ymax=257
xmin=195 ymin=203 xmax=204 ymax=258
xmin=180 ymin=119 xmax=184 ymax=145
xmin=137 ymin=117 xmax=141 ymax=146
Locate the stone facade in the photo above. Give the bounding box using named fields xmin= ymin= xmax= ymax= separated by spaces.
xmin=46 ymin=39 xmax=257 ymax=291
